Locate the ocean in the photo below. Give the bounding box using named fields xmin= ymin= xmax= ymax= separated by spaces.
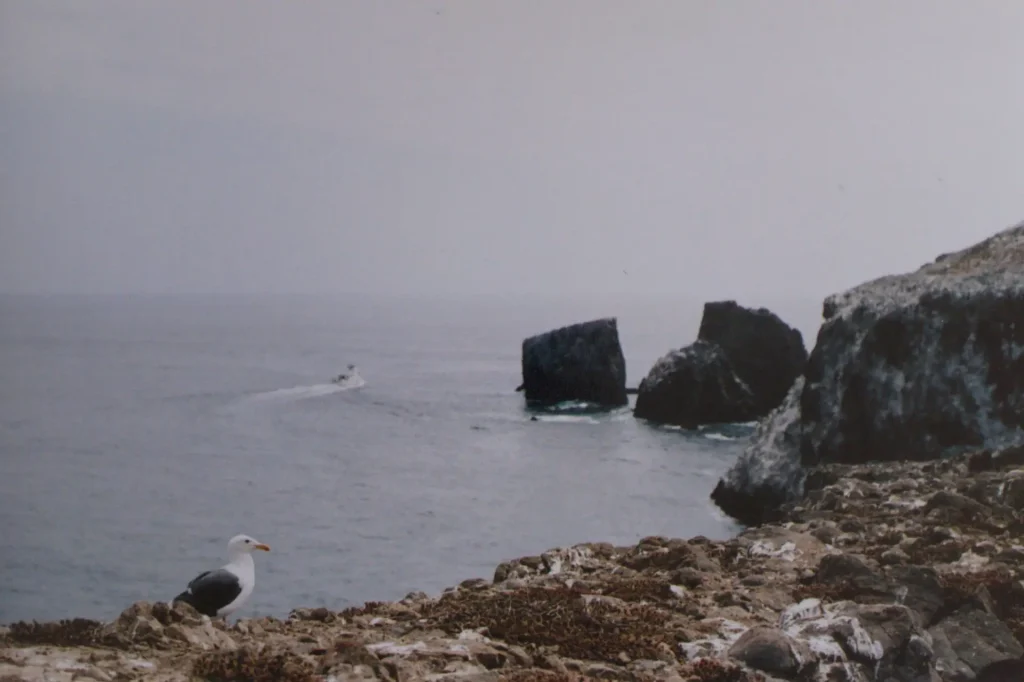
xmin=0 ymin=293 xmax=822 ymax=623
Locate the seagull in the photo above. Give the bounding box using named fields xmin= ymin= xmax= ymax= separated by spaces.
xmin=173 ymin=534 xmax=270 ymax=618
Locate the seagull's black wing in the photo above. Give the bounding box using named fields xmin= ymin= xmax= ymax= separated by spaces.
xmin=173 ymin=568 xmax=242 ymax=617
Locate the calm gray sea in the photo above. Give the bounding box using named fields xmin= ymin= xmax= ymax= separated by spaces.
xmin=0 ymin=293 xmax=821 ymax=623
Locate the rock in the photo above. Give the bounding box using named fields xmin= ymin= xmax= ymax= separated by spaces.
xmin=994 ymin=443 xmax=1024 ymax=468
xmin=884 ymin=565 xmax=946 ymax=625
xmin=365 ymin=637 xmax=508 ymax=674
xmin=726 ymin=626 xmax=807 ymax=676
xmin=634 ymin=341 xmax=757 ymax=427
xmin=841 ymin=604 xmax=921 ymax=676
xmin=925 ymin=490 xmax=989 ymax=518
xmin=581 ymin=661 xmax=627 ymax=679
xmin=814 ymin=553 xmax=889 ymax=597
xmin=288 ymin=606 xmax=333 ymax=622
xmin=810 ymin=525 xmax=840 ymax=544
xmin=105 ymin=602 xmax=168 ymax=648
xmin=881 ymin=548 xmax=910 ymax=565
xmin=712 ymin=220 xmax=1024 ymax=523
xmin=929 ymin=604 xmax=1024 ymax=680
xmin=633 ymin=301 xmax=807 ymax=428
xmin=977 ymin=657 xmax=1024 ymax=682
xmin=520 ymin=318 xmax=628 ymax=408
xmin=696 ymin=300 xmax=808 ymax=415
xmin=710 ymin=379 xmax=807 ymax=524
xmin=1002 ymin=477 xmax=1024 ymax=511
xmin=804 ymin=553 xmax=895 ymax=606
xmin=969 ymin=450 xmax=995 ymax=473
xmin=803 ymin=222 xmax=1024 ymax=466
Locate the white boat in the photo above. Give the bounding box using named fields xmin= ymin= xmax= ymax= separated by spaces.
xmin=331 ymin=364 xmax=361 ymax=385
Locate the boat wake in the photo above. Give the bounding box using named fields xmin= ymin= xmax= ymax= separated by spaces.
xmin=233 ymin=369 xmax=366 ymax=408
xmin=245 ymin=382 xmax=360 ymax=404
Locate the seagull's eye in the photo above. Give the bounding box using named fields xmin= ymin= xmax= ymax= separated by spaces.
xmin=245 ymin=539 xmax=251 ymax=543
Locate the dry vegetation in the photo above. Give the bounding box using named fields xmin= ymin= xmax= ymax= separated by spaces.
xmin=420 ymin=584 xmax=683 ymax=663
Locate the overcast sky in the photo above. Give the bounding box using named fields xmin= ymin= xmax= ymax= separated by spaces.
xmin=1 ymin=1 xmax=1022 ymax=299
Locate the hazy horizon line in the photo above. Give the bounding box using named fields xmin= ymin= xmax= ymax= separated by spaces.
xmin=0 ymin=289 xmax=830 ymax=303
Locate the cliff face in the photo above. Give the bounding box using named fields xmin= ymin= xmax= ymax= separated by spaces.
xmin=802 ymin=223 xmax=1024 ymax=466
xmin=713 ymin=221 xmax=1024 ymax=524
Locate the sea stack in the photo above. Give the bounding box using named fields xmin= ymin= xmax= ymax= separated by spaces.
xmin=520 ymin=317 xmax=628 ymax=408
xmin=634 ymin=301 xmax=806 ymax=428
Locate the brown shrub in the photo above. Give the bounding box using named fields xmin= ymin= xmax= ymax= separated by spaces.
xmin=192 ymin=645 xmax=316 ymax=682
xmin=939 ymin=569 xmax=1024 ymax=645
xmin=595 ymin=576 xmax=679 ymax=604
xmin=6 ymin=618 xmax=105 ymax=647
xmin=421 ymin=585 xmax=681 ymax=663
xmin=790 ymin=582 xmax=864 ymax=603
xmin=337 ymin=600 xmax=389 ymax=619
xmin=682 ymin=658 xmax=765 ymax=682
xmin=498 ymin=673 xmax=595 ymax=682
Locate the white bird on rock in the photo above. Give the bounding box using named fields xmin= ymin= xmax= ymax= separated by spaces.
xmin=173 ymin=534 xmax=270 ymax=618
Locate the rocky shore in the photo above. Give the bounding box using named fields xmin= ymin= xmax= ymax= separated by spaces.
xmin=6 ymin=446 xmax=1024 ymax=681
xmin=5 ymin=223 xmax=1022 ymax=681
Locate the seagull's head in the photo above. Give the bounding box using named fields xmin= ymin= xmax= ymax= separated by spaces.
xmin=227 ymin=534 xmax=270 ymax=556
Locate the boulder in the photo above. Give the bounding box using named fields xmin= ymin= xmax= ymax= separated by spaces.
xmin=634 ymin=302 xmax=805 ymax=428
xmin=697 ymin=300 xmax=808 ymax=414
xmin=977 ymin=658 xmax=1024 ymax=682
xmin=727 ymin=626 xmax=809 ymax=676
xmin=712 ymin=220 xmax=1024 ymax=524
xmin=710 ymin=379 xmax=806 ymax=524
xmin=929 ymin=604 xmax=1024 ymax=679
xmin=520 ymin=318 xmax=628 ymax=408
xmin=803 ymin=222 xmax=1024 ymax=465
xmin=633 ymin=341 xmax=758 ymax=427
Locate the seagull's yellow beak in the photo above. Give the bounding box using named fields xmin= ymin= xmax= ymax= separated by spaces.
xmin=254 ymin=543 xmax=270 ymax=552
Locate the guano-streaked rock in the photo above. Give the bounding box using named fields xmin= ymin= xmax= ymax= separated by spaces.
xmin=713 ymin=220 xmax=1024 ymax=524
